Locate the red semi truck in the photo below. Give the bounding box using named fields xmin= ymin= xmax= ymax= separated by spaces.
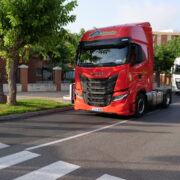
xmin=73 ymin=22 xmax=172 ymax=116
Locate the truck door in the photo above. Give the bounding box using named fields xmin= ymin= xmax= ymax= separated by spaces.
xmin=129 ymin=43 xmax=147 ymax=92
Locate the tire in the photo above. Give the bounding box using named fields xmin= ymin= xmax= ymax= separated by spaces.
xmin=135 ymin=94 xmax=146 ymax=117
xmin=162 ymin=91 xmax=171 ymax=108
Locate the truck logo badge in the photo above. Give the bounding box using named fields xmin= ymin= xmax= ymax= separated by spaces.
xmin=90 ymin=72 xmax=106 ymax=76
xmin=89 ymin=30 xmax=117 ymax=38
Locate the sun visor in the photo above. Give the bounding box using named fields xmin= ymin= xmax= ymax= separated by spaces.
xmin=79 ymin=37 xmax=131 ymax=50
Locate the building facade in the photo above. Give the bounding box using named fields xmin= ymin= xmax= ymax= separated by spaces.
xmin=153 ymin=31 xmax=180 ymax=45
xmin=0 ymin=56 xmax=53 ymax=84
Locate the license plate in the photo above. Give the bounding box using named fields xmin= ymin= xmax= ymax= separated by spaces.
xmin=91 ymin=107 xmax=103 ymax=112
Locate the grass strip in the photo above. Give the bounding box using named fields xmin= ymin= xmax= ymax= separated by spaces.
xmin=0 ymin=99 xmax=72 ymax=116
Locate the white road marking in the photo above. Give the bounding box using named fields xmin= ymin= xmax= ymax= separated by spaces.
xmin=96 ymin=174 xmax=126 ymax=180
xmin=26 ymin=120 xmax=128 ymax=151
xmin=14 ymin=161 xmax=80 ymax=180
xmin=0 ymin=151 xmax=40 ymax=170
xmin=0 ymin=143 xmax=10 ymax=149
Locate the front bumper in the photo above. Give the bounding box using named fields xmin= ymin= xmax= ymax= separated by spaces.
xmin=74 ymin=95 xmax=135 ymax=116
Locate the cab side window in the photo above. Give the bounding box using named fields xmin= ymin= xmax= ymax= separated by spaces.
xmin=130 ymin=44 xmax=145 ymax=65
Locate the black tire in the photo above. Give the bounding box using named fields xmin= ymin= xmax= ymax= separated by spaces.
xmin=175 ymin=92 xmax=180 ymax=95
xmin=162 ymin=91 xmax=171 ymax=108
xmin=135 ymin=94 xmax=146 ymax=117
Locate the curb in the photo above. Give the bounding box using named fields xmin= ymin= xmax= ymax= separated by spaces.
xmin=0 ymin=106 xmax=74 ymax=121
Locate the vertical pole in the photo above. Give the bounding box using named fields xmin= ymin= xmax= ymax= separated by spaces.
xmin=53 ymin=67 xmax=62 ymax=91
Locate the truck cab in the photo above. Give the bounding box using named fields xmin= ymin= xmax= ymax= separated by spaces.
xmin=74 ymin=22 xmax=171 ymax=116
xmin=172 ymin=57 xmax=180 ymax=93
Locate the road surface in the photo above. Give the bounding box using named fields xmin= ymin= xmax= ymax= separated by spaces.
xmin=0 ymin=95 xmax=180 ymax=180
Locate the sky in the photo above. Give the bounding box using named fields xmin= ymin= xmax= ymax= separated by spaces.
xmin=66 ymin=0 xmax=180 ymax=33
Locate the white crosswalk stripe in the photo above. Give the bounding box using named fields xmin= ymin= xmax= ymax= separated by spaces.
xmin=97 ymin=174 xmax=126 ymax=180
xmin=0 ymin=151 xmax=40 ymax=170
xmin=0 ymin=149 xmax=125 ymax=180
xmin=14 ymin=160 xmax=80 ymax=180
xmin=0 ymin=143 xmax=10 ymax=150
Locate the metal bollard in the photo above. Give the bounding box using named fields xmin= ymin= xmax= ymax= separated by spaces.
xmin=70 ymin=83 xmax=75 ymax=104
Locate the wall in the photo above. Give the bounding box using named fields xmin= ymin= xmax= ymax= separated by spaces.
xmin=3 ymin=84 xmax=22 ymax=92
xmin=28 ymin=83 xmax=56 ymax=92
xmin=153 ymin=74 xmax=172 ymax=88
xmin=2 ymin=82 xmax=69 ymax=92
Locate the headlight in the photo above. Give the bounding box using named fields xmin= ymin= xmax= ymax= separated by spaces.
xmin=112 ymin=93 xmax=129 ymax=102
xmin=176 ymin=78 xmax=180 ymax=82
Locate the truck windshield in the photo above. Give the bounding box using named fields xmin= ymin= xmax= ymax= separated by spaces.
xmin=174 ymin=65 xmax=180 ymax=74
xmin=77 ymin=46 xmax=128 ymax=67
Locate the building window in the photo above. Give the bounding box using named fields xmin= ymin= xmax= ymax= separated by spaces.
xmin=167 ymin=35 xmax=172 ymax=41
xmin=36 ymin=68 xmax=42 ymax=77
xmin=43 ymin=68 xmax=53 ymax=81
xmin=157 ymin=35 xmax=161 ymax=45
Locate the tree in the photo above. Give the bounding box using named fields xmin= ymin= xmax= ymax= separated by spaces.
xmin=166 ymin=36 xmax=180 ymax=57
xmin=154 ymin=37 xmax=180 ymax=87
xmin=34 ymin=28 xmax=85 ymax=69
xmin=54 ymin=28 xmax=86 ymax=66
xmin=0 ymin=0 xmax=77 ymax=105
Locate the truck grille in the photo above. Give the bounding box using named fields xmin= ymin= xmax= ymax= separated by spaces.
xmin=176 ymin=82 xmax=180 ymax=89
xmin=80 ymin=74 xmax=118 ymax=107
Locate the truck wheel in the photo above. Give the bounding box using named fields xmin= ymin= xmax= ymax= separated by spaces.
xmin=162 ymin=91 xmax=171 ymax=108
xmin=135 ymin=94 xmax=146 ymax=117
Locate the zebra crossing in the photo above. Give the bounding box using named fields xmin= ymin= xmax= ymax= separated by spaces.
xmin=0 ymin=142 xmax=126 ymax=180
xmin=97 ymin=174 xmax=126 ymax=180
xmin=0 ymin=151 xmax=40 ymax=170
xmin=14 ymin=161 xmax=80 ymax=180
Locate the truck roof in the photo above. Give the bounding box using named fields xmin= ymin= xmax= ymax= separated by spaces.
xmin=87 ymin=22 xmax=151 ymax=31
xmin=81 ymin=22 xmax=152 ymax=44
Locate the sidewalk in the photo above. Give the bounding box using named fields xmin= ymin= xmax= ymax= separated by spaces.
xmin=16 ymin=91 xmax=70 ymax=103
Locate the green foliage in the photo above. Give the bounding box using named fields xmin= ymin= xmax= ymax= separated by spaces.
xmin=166 ymin=37 xmax=180 ymax=57
xmin=35 ymin=28 xmax=86 ymax=68
xmin=0 ymin=99 xmax=71 ymax=116
xmin=0 ymin=0 xmax=77 ymax=62
xmin=154 ymin=37 xmax=180 ymax=73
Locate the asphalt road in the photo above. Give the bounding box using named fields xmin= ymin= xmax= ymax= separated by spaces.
xmin=0 ymin=95 xmax=180 ymax=180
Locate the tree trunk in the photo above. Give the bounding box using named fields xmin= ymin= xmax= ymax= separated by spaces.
xmin=156 ymin=71 xmax=161 ymax=88
xmin=7 ymin=57 xmax=18 ymax=105
xmin=0 ymin=71 xmax=7 ymax=104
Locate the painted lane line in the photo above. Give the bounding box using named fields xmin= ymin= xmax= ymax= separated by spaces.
xmin=0 ymin=143 xmax=10 ymax=149
xmin=0 ymin=151 xmax=40 ymax=170
xmin=26 ymin=120 xmax=128 ymax=151
xmin=14 ymin=161 xmax=80 ymax=180
xmin=97 ymin=174 xmax=126 ymax=180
